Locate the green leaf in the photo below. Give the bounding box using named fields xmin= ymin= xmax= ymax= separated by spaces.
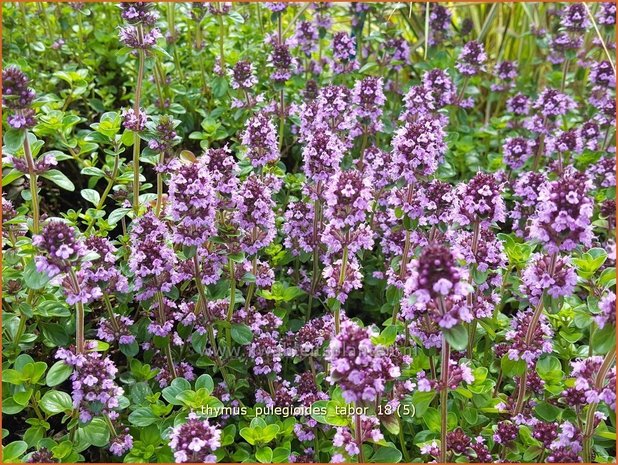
xmin=371 ymin=446 xmax=403 ymax=463
xmin=272 ymin=447 xmax=290 ymax=463
xmin=256 ymin=446 xmax=273 ymax=463
xmin=444 ymin=324 xmax=468 ymax=351
xmin=501 ymin=355 xmax=526 ymax=377
xmin=228 ymin=10 xmax=245 ymax=24
xmin=2 ymin=169 xmax=24 ymax=187
xmin=324 ymin=401 xmax=349 ymax=426
xmin=211 ymin=76 xmax=229 ymax=99
xmin=80 ymin=188 xmax=100 ymax=206
xmin=240 ymin=427 xmax=258 ymax=445
xmin=40 ymin=169 xmax=75 ymax=191
xmin=40 ymin=390 xmax=73 ymax=415
xmin=34 ymin=300 xmax=71 ymax=317
xmin=260 ymin=424 xmax=280 ymax=443
xmin=46 ymin=361 xmax=73 ymax=387
xmin=23 ymin=259 xmax=51 ymax=289
xmin=231 ymin=323 xmax=253 ymax=345
xmin=410 ymin=391 xmax=435 ymax=417
xmin=591 ymin=323 xmax=616 ymax=355
xmin=3 ymin=441 xmax=28 ymax=462
xmin=3 ymin=128 xmax=26 ymax=152
xmin=162 ymin=377 xmax=191 ymax=405
xmin=573 ymin=248 xmax=608 ymax=278
xmin=423 ymin=407 xmax=442 ymax=432
xmin=77 ymin=418 xmax=110 ymax=447
xmin=534 ymin=401 xmax=562 ymax=422
xmin=2 ymin=369 xmax=24 ymax=385
xmin=108 ymin=207 xmax=131 ymax=225
xmin=129 ymin=407 xmax=158 ymax=427
xmin=195 ymin=374 xmax=214 ymax=393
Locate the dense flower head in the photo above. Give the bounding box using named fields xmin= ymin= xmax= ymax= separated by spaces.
xmin=322 ymin=254 xmax=363 ymax=303
xmin=507 ymin=93 xmax=531 ymax=116
xmin=120 ymin=2 xmax=158 ymax=25
xmin=326 ymin=320 xmax=401 ymax=402
xmin=492 ymin=61 xmax=518 ymax=91
xmin=545 ymin=129 xmax=583 ymax=155
xmin=121 ymin=107 xmax=147 ymax=131
xmin=533 ymin=88 xmax=576 ymax=118
xmin=456 ymin=40 xmax=487 ymax=76
xmin=323 ymin=169 xmax=373 ymax=229
xmin=503 ymin=137 xmax=533 ymax=170
xmin=361 ymin=146 xmax=395 ymax=190
xmin=128 ymin=212 xmax=177 ymax=300
xmin=55 ymin=343 xmax=124 ymax=423
xmin=547 ymin=421 xmax=583 ymax=463
xmin=33 ymin=220 xmax=85 ymax=277
xmin=589 ymin=60 xmax=616 ymax=88
xmin=292 ymin=315 xmax=334 ymax=356
xmin=10 ymin=153 xmax=57 ymax=175
xmin=570 ymin=356 xmax=616 ymax=408
xmin=352 ymin=76 xmax=385 ymax=123
xmin=579 ymin=121 xmax=601 ymax=150
xmin=504 ymin=309 xmax=553 ymax=365
xmin=386 ymin=37 xmax=411 ymax=68
xmin=234 ymin=174 xmax=276 ymax=254
xmin=333 ymin=415 xmax=383 ymax=459
xmin=452 ymin=172 xmax=506 ymax=228
xmin=510 ymin=171 xmax=548 ymax=237
xmin=301 ymin=131 xmax=344 ymax=183
xmin=97 ymin=314 xmax=136 ymax=345
xmin=283 ymin=200 xmax=315 ymax=256
xmin=520 ymin=253 xmax=577 ymax=304
xmin=119 ymin=25 xmax=162 ymax=49
xmin=265 ymin=2 xmax=287 ymax=13
xmin=293 ymin=20 xmax=318 ymax=55
xmin=427 ymin=3 xmax=452 ymax=45
xmin=595 ymin=291 xmax=616 ymax=329
xmin=529 ymin=170 xmax=594 ymax=252
xmin=166 ymin=158 xmax=217 ymax=246
xmin=493 ymin=421 xmax=519 ymax=445
xmin=109 ymin=432 xmax=133 ymax=457
xmin=560 ymin=3 xmax=590 ymax=31
xmin=202 ymin=145 xmax=239 ymax=195
xmin=26 ymin=448 xmax=56 ymax=463
xmin=392 ymin=114 xmax=447 ymax=182
xmin=549 ymin=33 xmax=583 ymax=65
xmin=241 ymin=112 xmax=279 ymax=168
xmin=314 ymin=84 xmax=354 ymax=134
xmin=422 ymin=179 xmax=455 ymax=226
xmin=231 ymin=60 xmax=257 ymax=90
xmin=332 ymin=31 xmax=356 ymax=63
xmin=533 ymin=421 xmax=559 ymax=448
xmin=423 ymin=68 xmax=456 ymax=108
xmin=148 ymin=115 xmax=179 ymax=153
xmin=450 ymin=228 xmax=506 ymax=276
xmin=79 ymin=236 xmax=128 ymax=297
xmin=2 ymin=66 xmax=36 ymax=129
xmin=207 ymin=2 xmax=231 ymax=15
xmin=402 ymin=243 xmax=472 ymax=329
xmin=416 ymin=359 xmax=474 ymax=391
xmin=2 ymin=66 xmax=36 ymax=110
xmin=596 ymin=2 xmax=616 ymax=26
xmin=270 ymin=42 xmax=293 ymax=82
xmin=169 ymin=412 xmax=221 ymax=463
xmin=246 ymin=326 xmax=284 ymax=375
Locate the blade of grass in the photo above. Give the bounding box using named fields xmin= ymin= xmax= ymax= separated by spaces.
xmin=583 ymin=2 xmax=616 ymax=74
xmin=478 ymin=3 xmax=499 ymax=43
xmin=423 ymin=2 xmax=430 ymax=60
